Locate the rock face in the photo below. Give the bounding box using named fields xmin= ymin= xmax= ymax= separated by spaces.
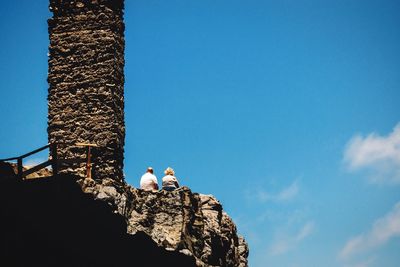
xmin=84 ymin=179 xmax=249 ymax=267
xmin=47 ymin=0 xmax=125 ymax=181
xmin=0 ymin=174 xmax=197 ymax=267
xmin=0 ymin=165 xmax=249 ymax=266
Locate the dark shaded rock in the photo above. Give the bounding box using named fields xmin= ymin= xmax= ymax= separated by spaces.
xmin=0 ymin=174 xmax=196 ymax=267
xmin=1 ymin=162 xmax=52 ymax=180
xmin=0 ymin=166 xmax=249 ymax=266
xmin=0 ymin=161 xmax=16 ymax=180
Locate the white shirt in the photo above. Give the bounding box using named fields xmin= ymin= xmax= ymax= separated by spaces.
xmin=162 ymin=175 xmax=179 ymax=188
xmin=140 ymin=172 xmax=158 ymax=191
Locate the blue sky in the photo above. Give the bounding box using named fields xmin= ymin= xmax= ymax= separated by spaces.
xmin=1 ymin=0 xmax=399 ymax=266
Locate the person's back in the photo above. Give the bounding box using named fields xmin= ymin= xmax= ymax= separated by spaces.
xmin=140 ymin=167 xmax=158 ymax=191
xmin=162 ymin=167 xmax=179 ymax=191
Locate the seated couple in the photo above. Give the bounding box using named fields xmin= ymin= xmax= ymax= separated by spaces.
xmin=139 ymin=167 xmax=179 ymax=192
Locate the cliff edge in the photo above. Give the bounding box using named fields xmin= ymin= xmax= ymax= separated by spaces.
xmin=0 ymin=174 xmax=196 ymax=267
xmin=83 ymin=178 xmax=249 ymax=267
xmin=0 ymin=162 xmax=248 ymax=266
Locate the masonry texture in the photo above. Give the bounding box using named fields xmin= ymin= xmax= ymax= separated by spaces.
xmin=47 ymin=0 xmax=125 ymax=181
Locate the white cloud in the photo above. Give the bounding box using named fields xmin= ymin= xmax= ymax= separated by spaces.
xmin=277 ymin=181 xmax=299 ymax=201
xmin=339 ymin=202 xmax=400 ymax=259
xmin=269 ymin=221 xmax=315 ymax=255
xmin=343 ymin=123 xmax=400 ymax=184
xmin=251 ymin=181 xmax=299 ymax=203
xmin=296 ymin=221 xmax=314 ymax=241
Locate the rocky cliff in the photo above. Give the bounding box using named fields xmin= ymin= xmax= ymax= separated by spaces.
xmin=0 ymin=174 xmax=196 ymax=267
xmin=83 ymin=178 xmax=249 ymax=267
xmin=0 ymin=162 xmax=248 ymax=266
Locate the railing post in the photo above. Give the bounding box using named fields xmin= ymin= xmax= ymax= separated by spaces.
xmin=76 ymin=143 xmax=98 ymax=179
xmin=17 ymin=158 xmax=23 ymax=181
xmin=86 ymin=146 xmax=92 ymax=179
xmin=51 ymin=143 xmax=58 ymax=176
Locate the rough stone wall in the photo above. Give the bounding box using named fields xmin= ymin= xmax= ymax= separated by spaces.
xmin=47 ymin=0 xmax=125 ymax=181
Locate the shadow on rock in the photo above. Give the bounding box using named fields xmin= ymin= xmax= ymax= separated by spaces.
xmin=0 ymin=174 xmax=196 ymax=267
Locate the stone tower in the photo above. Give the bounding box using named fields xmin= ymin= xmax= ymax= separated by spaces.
xmin=47 ymin=0 xmax=125 ymax=181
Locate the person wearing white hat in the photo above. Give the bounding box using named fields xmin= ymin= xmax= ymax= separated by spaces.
xmin=140 ymin=167 xmax=159 ymax=191
xmin=162 ymin=167 xmax=180 ymax=191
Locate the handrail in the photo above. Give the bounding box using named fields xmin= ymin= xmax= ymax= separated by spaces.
xmin=0 ymin=142 xmax=97 ymax=181
xmin=19 ymin=144 xmax=51 ymax=160
xmin=22 ymin=160 xmax=53 ymax=178
xmin=0 ymin=156 xmax=20 ymax=161
xmin=0 ymin=144 xmax=53 ymax=180
xmin=0 ymin=143 xmax=56 ymax=162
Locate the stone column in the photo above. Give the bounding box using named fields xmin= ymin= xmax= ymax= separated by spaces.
xmin=47 ymin=0 xmax=125 ymax=181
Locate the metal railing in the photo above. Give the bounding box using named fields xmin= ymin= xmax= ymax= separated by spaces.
xmin=0 ymin=142 xmax=98 ymax=180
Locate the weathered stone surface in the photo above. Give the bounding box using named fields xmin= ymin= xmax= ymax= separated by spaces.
xmin=47 ymin=0 xmax=125 ymax=181
xmin=83 ymin=178 xmax=249 ymax=267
